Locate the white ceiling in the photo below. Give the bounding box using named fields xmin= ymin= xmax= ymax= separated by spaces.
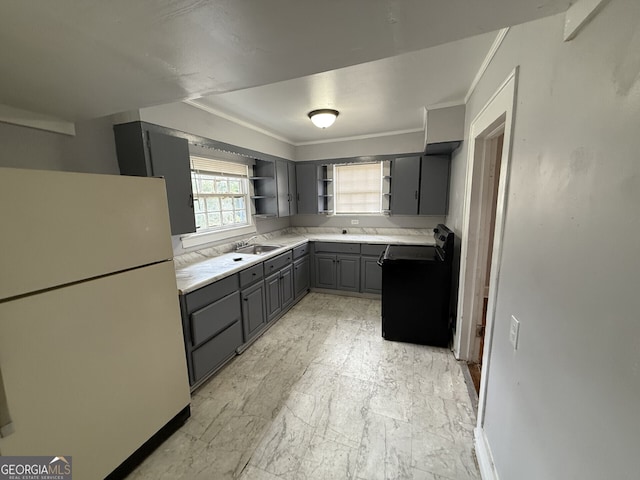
xmin=189 ymin=31 xmax=498 ymax=144
xmin=0 ymin=0 xmax=571 ymax=138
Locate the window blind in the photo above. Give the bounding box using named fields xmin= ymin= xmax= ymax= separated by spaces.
xmin=190 ymin=156 xmax=248 ymax=177
xmin=334 ymin=162 xmax=382 ymax=214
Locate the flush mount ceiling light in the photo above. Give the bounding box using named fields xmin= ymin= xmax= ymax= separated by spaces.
xmin=308 ymin=109 xmax=339 ymax=129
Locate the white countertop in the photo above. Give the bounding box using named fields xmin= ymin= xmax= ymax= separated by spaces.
xmin=175 ymin=233 xmax=434 ymax=294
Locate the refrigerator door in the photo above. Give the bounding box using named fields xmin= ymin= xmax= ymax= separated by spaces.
xmin=0 ymin=261 xmax=190 ymax=478
xmin=0 ymin=168 xmax=174 ymax=301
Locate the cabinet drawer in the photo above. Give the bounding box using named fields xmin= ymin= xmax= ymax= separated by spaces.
xmin=190 ymin=291 xmax=241 ymax=347
xmin=191 ymin=320 xmax=242 ymax=383
xmin=185 ymin=274 xmax=239 ymax=313
xmin=361 ymin=244 xmax=387 ymax=256
xmin=292 ymin=243 xmax=310 ymax=259
xmin=240 ymin=263 xmax=264 ymax=288
xmin=313 ymin=242 xmax=361 ymax=254
xmin=264 ymin=250 xmax=292 ymax=274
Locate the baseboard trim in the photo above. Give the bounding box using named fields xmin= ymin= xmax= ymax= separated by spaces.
xmin=474 ymin=427 xmax=499 ymax=480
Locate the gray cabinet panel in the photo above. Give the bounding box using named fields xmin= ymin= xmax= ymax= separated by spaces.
xmin=294 ymin=256 xmax=310 ymax=299
xmin=314 ymin=242 xmax=360 ymax=254
xmin=185 ymin=274 xmax=238 ymax=313
xmin=190 ymin=291 xmax=241 ymax=347
xmin=391 ymin=156 xmax=421 ymax=215
xmin=264 ymin=251 xmax=293 ymax=273
xmin=293 ymin=243 xmax=310 ymax=259
xmin=419 ymin=155 xmax=449 ymax=215
xmin=361 ymin=257 xmax=383 ymax=294
xmin=336 ymin=255 xmax=360 ymax=292
xmin=191 ymin=321 xmax=243 ymax=382
xmin=288 ymin=162 xmax=297 ymax=216
xmin=240 ymin=264 xmax=264 ymax=288
xmin=280 ymin=265 xmax=294 ymax=310
xmin=241 ymin=281 xmax=266 ymax=341
xmin=296 ymin=163 xmax=318 ymax=214
xmin=265 ymin=272 xmax=282 ymax=321
xmin=361 ymin=244 xmax=386 ymax=256
xmin=147 ymin=131 xmax=196 ymax=234
xmin=314 ymin=254 xmax=337 ymax=289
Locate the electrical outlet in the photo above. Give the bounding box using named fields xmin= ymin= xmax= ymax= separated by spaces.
xmin=351 ymin=219 xmax=359 ymax=225
xmin=509 ymin=315 xmax=520 ymax=350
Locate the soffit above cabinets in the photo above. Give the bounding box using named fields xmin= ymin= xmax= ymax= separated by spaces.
xmin=0 ymin=0 xmax=571 ymax=124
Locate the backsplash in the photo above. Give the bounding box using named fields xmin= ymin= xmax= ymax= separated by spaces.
xmin=173 ymin=226 xmax=434 ymax=268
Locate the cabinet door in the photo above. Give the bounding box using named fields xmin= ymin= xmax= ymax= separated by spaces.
xmin=147 ymin=131 xmax=196 ymax=234
xmin=287 ymin=162 xmax=297 ymax=216
xmin=391 ymin=156 xmax=420 ymax=215
xmin=296 ymin=162 xmax=318 ymax=214
xmin=280 ymin=265 xmax=294 ymax=310
xmin=265 ymin=271 xmax=282 ymax=322
xmin=361 ymin=257 xmax=382 ymax=294
xmin=241 ymin=281 xmax=267 ymax=341
xmin=336 ymin=255 xmax=360 ymax=292
xmin=314 ymin=254 xmax=337 ymax=289
xmin=294 ymin=256 xmax=310 ymax=298
xmin=276 ymin=160 xmax=290 ymax=217
xmin=419 ymin=155 xmax=449 ymax=215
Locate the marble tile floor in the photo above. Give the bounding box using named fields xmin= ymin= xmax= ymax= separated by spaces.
xmin=127 ymin=293 xmax=480 ymax=480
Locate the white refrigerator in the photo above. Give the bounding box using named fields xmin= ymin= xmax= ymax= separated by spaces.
xmin=0 ymin=168 xmax=191 ymax=478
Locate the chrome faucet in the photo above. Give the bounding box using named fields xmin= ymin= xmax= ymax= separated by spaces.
xmin=236 ymin=235 xmax=258 ymax=249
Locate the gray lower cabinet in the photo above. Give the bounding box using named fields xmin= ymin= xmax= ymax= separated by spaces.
xmin=180 ymin=274 xmax=243 ymax=387
xmin=265 ymin=271 xmax=282 ymax=321
xmin=241 ymin=281 xmax=267 ymax=343
xmin=313 ymin=253 xmax=360 ymax=292
xmin=294 ymin=255 xmax=310 ymax=299
xmin=361 ymin=257 xmax=383 ymax=294
xmin=360 ymin=244 xmax=385 ymax=294
xmin=264 ymin=250 xmax=294 ymax=322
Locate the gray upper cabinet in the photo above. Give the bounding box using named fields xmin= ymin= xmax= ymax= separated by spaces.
xmin=419 ymin=155 xmax=449 ymax=215
xmin=296 ymin=162 xmax=318 ymax=214
xmin=276 ymin=160 xmax=296 ymax=217
xmin=287 ymin=162 xmax=297 ymax=216
xmin=390 ymin=155 xmax=449 ymax=216
xmin=390 ymin=156 xmax=421 ymax=215
xmin=114 ymin=122 xmax=196 ymax=235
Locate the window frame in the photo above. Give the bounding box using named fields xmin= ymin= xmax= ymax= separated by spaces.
xmin=180 ymin=156 xmax=256 ymax=249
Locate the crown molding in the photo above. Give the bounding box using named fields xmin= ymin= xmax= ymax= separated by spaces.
xmin=465 ymin=27 xmax=510 ymax=104
xmin=0 ymin=104 xmax=75 ymax=136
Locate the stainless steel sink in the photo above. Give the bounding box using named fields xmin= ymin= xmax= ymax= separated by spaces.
xmin=235 ymin=244 xmax=282 ymax=255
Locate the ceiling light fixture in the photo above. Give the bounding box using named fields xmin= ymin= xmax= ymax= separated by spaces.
xmin=308 ymin=109 xmax=339 ymax=129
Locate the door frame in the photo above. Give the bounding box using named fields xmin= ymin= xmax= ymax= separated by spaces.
xmin=453 ymin=67 xmax=518 ymax=424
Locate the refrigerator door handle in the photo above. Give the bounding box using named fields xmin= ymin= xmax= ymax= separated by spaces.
xmin=0 ymin=367 xmax=14 ymax=438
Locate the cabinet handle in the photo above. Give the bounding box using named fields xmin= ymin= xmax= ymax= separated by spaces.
xmin=414 ymin=190 xmax=418 ymax=200
xmin=297 ymin=193 xmax=300 ymax=201
xmin=189 ymin=193 xmax=194 ymax=208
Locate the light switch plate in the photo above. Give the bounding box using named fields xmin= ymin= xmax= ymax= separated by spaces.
xmin=351 ymin=219 xmax=359 ymax=225
xmin=509 ymin=315 xmax=520 ymax=350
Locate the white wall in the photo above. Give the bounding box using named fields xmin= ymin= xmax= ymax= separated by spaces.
xmin=447 ymin=2 xmax=640 ymax=478
xmin=0 ymin=117 xmax=119 ymax=174
xmin=295 ymin=131 xmax=423 ymax=161
xmin=139 ymin=102 xmax=296 ymax=160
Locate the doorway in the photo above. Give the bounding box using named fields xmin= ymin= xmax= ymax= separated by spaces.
xmin=467 ymin=131 xmax=504 ymax=394
xmin=453 ymin=69 xmax=518 ymax=477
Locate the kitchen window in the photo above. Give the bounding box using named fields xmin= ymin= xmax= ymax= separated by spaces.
xmin=190 ymin=157 xmax=251 ymax=232
xmin=334 ymin=162 xmax=383 ymax=214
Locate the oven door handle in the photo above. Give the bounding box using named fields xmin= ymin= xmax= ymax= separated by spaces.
xmin=376 ymin=248 xmax=386 ymax=267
